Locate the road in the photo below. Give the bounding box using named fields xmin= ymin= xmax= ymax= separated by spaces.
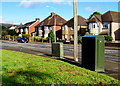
xmin=1 ymin=40 xmax=119 ymax=63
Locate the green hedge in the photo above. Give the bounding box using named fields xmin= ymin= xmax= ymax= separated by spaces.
xmin=105 ymin=35 xmax=113 ymax=41
xmin=22 ymin=34 xmax=30 ymax=38
xmin=5 ymin=35 xmax=11 ymax=37
xmin=35 ymin=36 xmax=41 ymax=41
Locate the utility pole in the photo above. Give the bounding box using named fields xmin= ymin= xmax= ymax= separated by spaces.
xmin=54 ymin=13 xmax=56 ymax=42
xmin=73 ymin=0 xmax=78 ymax=62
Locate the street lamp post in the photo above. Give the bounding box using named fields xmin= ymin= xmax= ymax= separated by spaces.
xmin=73 ymin=0 xmax=78 ymax=62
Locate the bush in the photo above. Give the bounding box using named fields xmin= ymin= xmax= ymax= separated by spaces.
xmin=5 ymin=35 xmax=11 ymax=37
xmin=22 ymin=34 xmax=30 ymax=38
xmin=10 ymin=35 xmax=13 ymax=38
xmin=78 ymin=36 xmax=82 ymax=43
xmin=48 ymin=31 xmax=55 ymax=42
xmin=35 ymin=36 xmax=41 ymax=41
xmin=14 ymin=36 xmax=18 ymax=40
xmin=43 ymin=37 xmax=49 ymax=40
xmin=31 ymin=37 xmax=35 ymax=41
xmin=105 ymin=35 xmax=113 ymax=41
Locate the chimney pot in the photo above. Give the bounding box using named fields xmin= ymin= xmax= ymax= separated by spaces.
xmin=36 ymin=18 xmax=40 ymax=21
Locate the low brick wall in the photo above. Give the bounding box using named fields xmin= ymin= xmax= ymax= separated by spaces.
xmin=105 ymin=42 xmax=120 ymax=47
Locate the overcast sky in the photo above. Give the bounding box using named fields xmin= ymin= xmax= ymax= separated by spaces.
xmin=0 ymin=0 xmax=119 ymax=24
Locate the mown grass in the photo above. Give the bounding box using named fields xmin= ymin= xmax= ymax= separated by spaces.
xmin=1 ymin=49 xmax=120 ymax=85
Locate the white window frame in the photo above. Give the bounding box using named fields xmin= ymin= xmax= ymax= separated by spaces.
xmin=71 ymin=27 xmax=74 ymax=30
xmin=44 ymin=33 xmax=48 ymax=38
xmin=65 ymin=34 xmax=68 ymax=38
xmin=62 ymin=26 xmax=65 ymax=30
xmin=44 ymin=26 xmax=49 ymax=30
xmin=25 ymin=28 xmax=28 ymax=32
xmin=21 ymin=29 xmax=23 ymax=32
xmin=65 ymin=25 xmax=68 ymax=31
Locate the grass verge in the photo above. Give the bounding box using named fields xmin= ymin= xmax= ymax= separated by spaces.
xmin=1 ymin=49 xmax=120 ymax=85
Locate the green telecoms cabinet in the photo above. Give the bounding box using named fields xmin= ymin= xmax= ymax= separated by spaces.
xmin=52 ymin=42 xmax=64 ymax=58
xmin=82 ymin=35 xmax=105 ymax=72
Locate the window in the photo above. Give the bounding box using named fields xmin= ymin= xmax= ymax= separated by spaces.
xmin=89 ymin=23 xmax=92 ymax=29
xmin=62 ymin=26 xmax=64 ymax=30
xmin=44 ymin=26 xmax=49 ymax=30
xmin=38 ymin=34 xmax=42 ymax=37
xmin=25 ymin=28 xmax=28 ymax=32
xmin=44 ymin=33 xmax=48 ymax=38
xmin=62 ymin=35 xmax=65 ymax=40
xmin=65 ymin=35 xmax=67 ymax=38
xmin=38 ymin=27 xmax=42 ymax=30
xmin=71 ymin=35 xmax=74 ymax=38
xmin=71 ymin=27 xmax=74 ymax=30
xmin=93 ymin=24 xmax=95 ymax=28
xmin=70 ymin=35 xmax=74 ymax=40
xmin=92 ymin=23 xmax=96 ymax=28
xmin=49 ymin=27 xmax=52 ymax=30
xmin=65 ymin=25 xmax=68 ymax=31
xmin=21 ymin=29 xmax=23 ymax=32
xmin=103 ymin=22 xmax=109 ymax=29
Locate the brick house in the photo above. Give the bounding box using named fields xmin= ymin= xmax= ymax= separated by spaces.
xmin=35 ymin=12 xmax=66 ymax=39
xmin=88 ymin=11 xmax=120 ymax=41
xmin=62 ymin=16 xmax=87 ymax=41
xmin=18 ymin=18 xmax=40 ymax=36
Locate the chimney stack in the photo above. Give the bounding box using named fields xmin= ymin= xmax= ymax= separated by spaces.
xmin=51 ymin=12 xmax=55 ymax=16
xmin=36 ymin=18 xmax=40 ymax=21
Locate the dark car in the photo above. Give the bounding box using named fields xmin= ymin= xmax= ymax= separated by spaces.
xmin=17 ymin=37 xmax=28 ymax=43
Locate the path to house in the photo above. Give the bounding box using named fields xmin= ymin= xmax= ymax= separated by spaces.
xmin=0 ymin=40 xmax=120 ymax=80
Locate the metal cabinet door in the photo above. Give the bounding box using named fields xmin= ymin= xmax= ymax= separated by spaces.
xmin=95 ymin=37 xmax=105 ymax=72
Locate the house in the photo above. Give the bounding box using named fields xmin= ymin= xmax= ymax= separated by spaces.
xmin=9 ymin=25 xmax=17 ymax=30
xmin=9 ymin=25 xmax=18 ymax=32
xmin=35 ymin=12 xmax=66 ymax=39
xmin=17 ymin=18 xmax=40 ymax=36
xmin=88 ymin=11 xmax=120 ymax=41
xmin=87 ymin=14 xmax=103 ymax=35
xmin=62 ymin=16 xmax=87 ymax=41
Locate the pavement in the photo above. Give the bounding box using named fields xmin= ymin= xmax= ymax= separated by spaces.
xmin=104 ymin=61 xmax=120 ymax=80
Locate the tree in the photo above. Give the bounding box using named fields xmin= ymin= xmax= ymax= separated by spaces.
xmin=0 ymin=25 xmax=17 ymax=36
xmin=89 ymin=11 xmax=102 ymax=19
xmin=1 ymin=26 xmax=7 ymax=36
xmin=2 ymin=30 xmax=8 ymax=36
xmin=48 ymin=31 xmax=55 ymax=42
xmin=0 ymin=25 xmax=7 ymax=30
xmin=7 ymin=29 xmax=17 ymax=36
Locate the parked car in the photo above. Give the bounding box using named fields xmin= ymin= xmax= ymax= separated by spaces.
xmin=17 ymin=37 xmax=28 ymax=43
